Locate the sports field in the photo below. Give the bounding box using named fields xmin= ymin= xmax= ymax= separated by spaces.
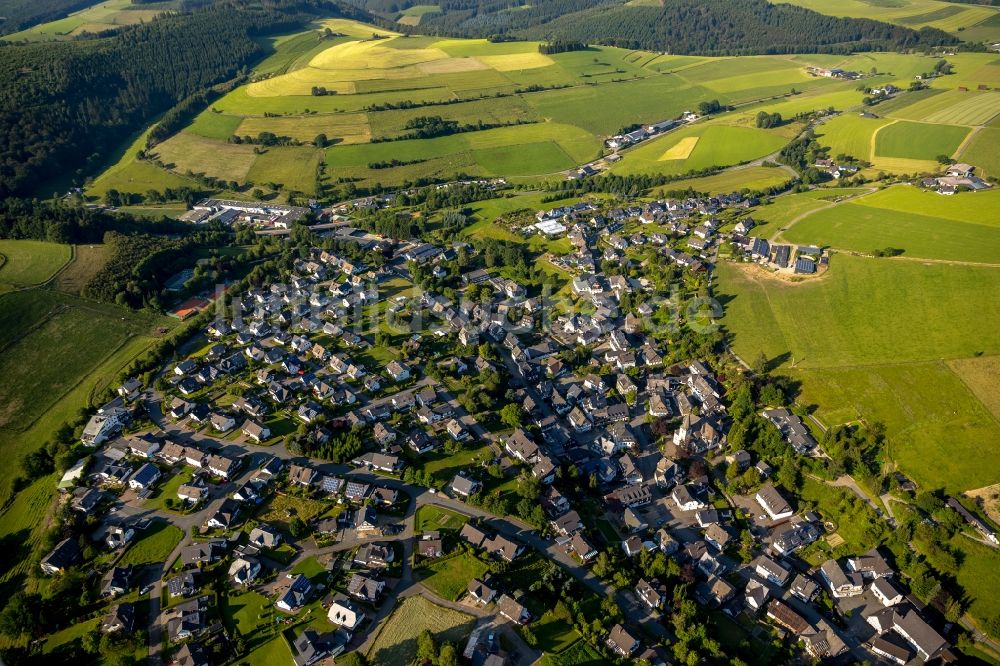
xmin=873 ymin=120 xmax=969 ymax=161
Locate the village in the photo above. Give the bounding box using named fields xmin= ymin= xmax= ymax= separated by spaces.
xmin=38 ymin=179 xmax=986 ymax=666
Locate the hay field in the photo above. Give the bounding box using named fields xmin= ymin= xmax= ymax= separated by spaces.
xmin=771 ymin=0 xmax=999 ymax=34
xmin=152 ymin=133 xmax=257 ymax=182
xmin=660 ymin=136 xmax=699 ymax=160
xmin=948 ymin=355 xmax=1000 ymax=421
xmin=886 ymin=90 xmax=1000 ymax=126
xmin=246 ymin=146 xmax=321 ymax=194
xmin=237 ymin=113 xmax=371 ymax=144
xmin=874 ymin=120 xmax=970 ymax=160
xmin=2 ymin=0 xmax=171 ymax=41
xmin=477 ymin=52 xmax=554 ymax=71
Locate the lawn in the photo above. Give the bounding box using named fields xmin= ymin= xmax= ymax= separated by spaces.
xmin=0 ymin=240 xmax=72 ymax=287
xmin=873 ymin=120 xmax=970 ymax=160
xmin=780 ymin=201 xmax=1000 ymax=263
xmin=414 ymin=505 xmax=469 ymax=533
xmin=245 ymin=635 xmax=293 ymax=666
xmin=532 ymin=602 xmax=581 ymax=654
xmin=419 ymin=551 xmax=488 ymax=600
xmin=367 ymin=596 xmax=476 ymax=666
xmin=292 ymin=556 xmax=329 ymax=582
xmin=538 ymin=638 xmax=605 ymax=666
xmin=144 ymin=467 xmax=194 ymax=511
xmin=119 ymin=522 xmax=184 ymax=566
xmin=224 ymin=590 xmax=274 ymax=637
xmin=717 ymin=255 xmax=1000 ymax=368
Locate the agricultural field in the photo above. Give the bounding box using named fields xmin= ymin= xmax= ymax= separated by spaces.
xmin=367 ymin=595 xmax=476 ymax=665
xmin=884 ymin=90 xmax=1000 ymax=127
xmin=947 ymin=355 xmax=1000 ymax=421
xmin=772 ymin=0 xmax=1000 ymax=36
xmin=957 ymin=127 xmax=1000 ymax=178
xmin=873 ymin=120 xmax=970 ymax=161
xmin=653 ymin=166 xmax=794 ymax=196
xmin=815 ymin=113 xmax=892 ymax=162
xmin=718 ymin=241 xmax=1000 ymax=494
xmin=0 ymin=240 xmax=71 ymax=288
xmin=2 ymin=0 xmax=175 ymax=41
xmin=396 ymin=4 xmax=440 ymax=26
xmin=52 ymin=244 xmax=110 ymax=295
xmin=93 ymin=22 xmax=884 ymax=198
xmin=780 ymin=200 xmax=1000 ymax=263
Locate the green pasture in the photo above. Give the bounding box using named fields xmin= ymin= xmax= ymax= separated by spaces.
xmin=791 ymin=361 xmax=1000 ymax=493
xmin=0 ymin=240 xmax=71 ymax=287
xmin=886 ymin=89 xmax=1000 ymax=126
xmin=816 ymin=113 xmax=891 ymax=161
xmin=781 ymin=201 xmax=1000 ymax=263
xmin=717 ymin=255 xmax=1000 ymax=368
xmin=874 ymin=120 xmax=969 ymax=160
xmin=958 ymin=128 xmax=1000 ymax=178
xmin=854 ymin=186 xmax=1000 ymax=226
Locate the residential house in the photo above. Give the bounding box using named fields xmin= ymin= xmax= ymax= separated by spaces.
xmin=328 ymin=596 xmax=365 ymax=630
xmin=755 ymin=483 xmax=793 ymax=521
xmin=606 ymin=624 xmax=640 ymax=657
xmin=819 ymin=559 xmax=864 ymax=598
xmin=276 ymin=573 xmax=313 ymax=612
xmin=497 ymin=594 xmax=530 ymax=624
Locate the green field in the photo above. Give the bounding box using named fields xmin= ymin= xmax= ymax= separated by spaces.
xmin=418 ymin=551 xmax=488 ymax=600
xmin=367 ymin=596 xmax=475 ymax=666
xmin=414 ymin=505 xmax=469 ymax=532
xmin=654 ymin=166 xmax=794 ymax=196
xmin=854 ymin=186 xmax=1000 ymax=226
xmin=874 ymin=120 xmax=969 ymax=161
xmin=958 ymin=127 xmax=1000 ymax=179
xmin=0 ymin=290 xmax=164 ymax=431
xmin=0 ymin=241 xmax=71 ymax=287
xmin=791 ymin=361 xmax=1000 ymax=493
xmin=718 ymin=256 xmax=1000 ymax=368
xmin=951 ymin=535 xmax=1000 ymax=633
xmin=538 ymin=638 xmax=605 ymax=666
xmin=816 ymin=113 xmax=891 ymax=161
xmin=781 ymin=201 xmax=1000 ymax=263
xmin=119 ymin=522 xmax=184 ymax=566
xmin=886 ymin=90 xmax=1000 ymax=127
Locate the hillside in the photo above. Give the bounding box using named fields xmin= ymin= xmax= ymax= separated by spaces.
xmin=358 ymin=0 xmax=959 ymax=54
xmin=0 ymin=0 xmax=366 ymax=198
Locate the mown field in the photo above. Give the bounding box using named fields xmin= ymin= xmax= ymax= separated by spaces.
xmin=873 ymin=120 xmax=969 ymax=161
xmin=367 ymin=596 xmax=475 ymax=666
xmin=0 ymin=240 xmax=71 ymax=287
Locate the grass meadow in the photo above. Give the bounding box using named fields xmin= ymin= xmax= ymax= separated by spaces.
xmin=418 ymin=551 xmax=488 ymax=600
xmin=119 ymin=522 xmax=184 ymax=566
xmin=0 ymin=240 xmax=71 ymax=287
xmin=781 ymin=201 xmax=1000 ymax=263
xmin=874 ymin=120 xmax=970 ymax=161
xmin=958 ymin=127 xmax=1000 ymax=178
xmin=367 ymin=596 xmax=475 ymax=666
xmin=771 ymin=0 xmax=999 ymax=34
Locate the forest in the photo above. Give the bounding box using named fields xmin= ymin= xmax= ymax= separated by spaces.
xmin=386 ymin=0 xmax=957 ymax=54
xmin=0 ymin=0 xmax=362 ymax=198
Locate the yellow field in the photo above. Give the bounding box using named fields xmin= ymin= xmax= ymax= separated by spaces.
xmin=237 ymin=114 xmax=371 ymax=144
xmin=659 ymin=136 xmax=699 ymax=160
xmin=318 ymin=18 xmax=400 ymax=38
xmin=416 ymin=57 xmax=488 ymax=74
xmin=869 ymin=155 xmax=939 ymax=174
xmin=248 ymin=75 xmax=355 ymax=97
xmin=152 ymin=133 xmax=257 ymax=182
xmin=477 ymin=52 xmax=554 ymax=71
xmin=309 ymin=40 xmax=446 ymax=70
